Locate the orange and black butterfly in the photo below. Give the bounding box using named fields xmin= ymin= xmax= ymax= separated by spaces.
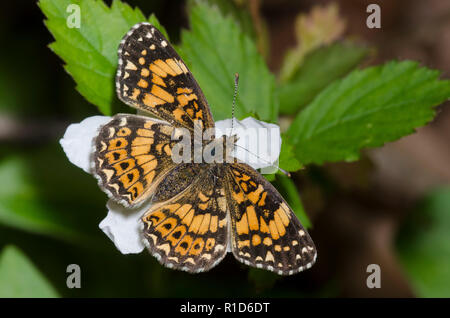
xmin=93 ymin=23 xmax=316 ymax=275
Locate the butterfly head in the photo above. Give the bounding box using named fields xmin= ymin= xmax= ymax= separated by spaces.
xmin=203 ymin=133 xmax=238 ymax=163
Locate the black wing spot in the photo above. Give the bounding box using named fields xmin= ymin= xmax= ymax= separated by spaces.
xmin=164 ymin=223 xmax=172 ymax=230
xmin=180 ymin=242 xmax=188 ymax=249
xmin=172 ymin=231 xmax=182 ymax=239
xmin=127 ymin=173 xmax=134 ymax=182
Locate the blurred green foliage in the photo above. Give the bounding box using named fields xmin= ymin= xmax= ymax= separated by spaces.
xmin=278 ymin=43 xmax=370 ymax=115
xmin=0 ymin=149 xmax=105 ymax=245
xmin=0 ymin=245 xmax=59 ymax=297
xmin=397 ymin=187 xmax=450 ymax=297
xmin=279 ymin=2 xmax=347 ymax=82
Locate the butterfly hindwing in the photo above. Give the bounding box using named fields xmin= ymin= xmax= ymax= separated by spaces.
xmin=93 ymin=114 xmax=178 ymax=207
xmin=141 ymin=165 xmax=229 ymax=273
xmin=225 ymin=163 xmax=317 ymax=275
xmin=116 ymin=22 xmax=214 ymax=131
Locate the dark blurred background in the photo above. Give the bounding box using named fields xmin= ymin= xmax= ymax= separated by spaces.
xmin=0 ymin=0 xmax=449 ymax=297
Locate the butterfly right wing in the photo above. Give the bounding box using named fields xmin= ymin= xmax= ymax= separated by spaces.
xmin=225 ymin=163 xmax=317 ymax=275
xmin=93 ymin=114 xmax=178 ymax=207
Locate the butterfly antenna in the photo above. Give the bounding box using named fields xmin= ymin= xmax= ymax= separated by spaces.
xmin=229 ymin=73 xmax=289 ymax=177
xmin=230 ymin=73 xmax=239 ymax=137
xmin=234 ymin=144 xmax=291 ymax=177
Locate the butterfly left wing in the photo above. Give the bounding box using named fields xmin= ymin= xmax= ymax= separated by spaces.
xmin=116 ymin=23 xmax=214 ymax=131
xmin=93 ymin=114 xmax=179 ymax=207
xmin=141 ymin=165 xmax=229 ymax=273
xmin=225 ymin=163 xmax=317 ymax=275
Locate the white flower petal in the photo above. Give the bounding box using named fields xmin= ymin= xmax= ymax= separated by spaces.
xmin=60 ymin=116 xmax=147 ymax=254
xmin=62 ymin=115 xmax=281 ymax=256
xmin=215 ymin=117 xmax=281 ymax=172
xmin=99 ymin=200 xmax=147 ymax=254
xmin=59 ymin=116 xmax=111 ymax=173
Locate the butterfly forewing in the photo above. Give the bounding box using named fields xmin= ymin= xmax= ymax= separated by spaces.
xmin=116 ymin=23 xmax=214 ymax=131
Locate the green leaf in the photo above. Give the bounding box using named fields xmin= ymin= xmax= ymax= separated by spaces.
xmin=278 ymin=42 xmax=370 ymax=115
xmin=396 ymin=187 xmax=450 ymax=297
xmin=273 ymin=174 xmax=311 ymax=228
xmin=0 ymin=245 xmax=59 ymax=297
xmin=279 ymin=134 xmax=302 ymax=172
xmin=39 ymin=0 xmax=167 ymax=115
xmin=0 ymin=157 xmax=76 ymax=239
xmin=0 ymin=148 xmax=105 ymax=246
xmin=179 ymin=3 xmax=278 ymax=122
xmin=287 ymin=61 xmax=450 ymax=165
xmin=186 ymin=0 xmax=256 ymax=40
xmin=186 ymin=0 xmax=270 ymax=60
xmin=264 ymin=174 xmax=276 ymax=182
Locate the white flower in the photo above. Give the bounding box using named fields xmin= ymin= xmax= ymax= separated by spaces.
xmin=60 ymin=115 xmax=146 ymax=254
xmin=215 ymin=117 xmax=281 ymax=172
xmin=60 ymin=116 xmax=110 ymax=174
xmin=60 ymin=115 xmax=282 ymax=255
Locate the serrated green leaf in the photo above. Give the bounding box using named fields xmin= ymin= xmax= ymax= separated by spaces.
xmin=287 ymin=61 xmax=450 ymax=165
xmin=187 ymin=0 xmax=269 ymax=59
xmin=187 ymin=0 xmax=256 ymax=40
xmin=396 ymin=187 xmax=450 ymax=297
xmin=0 ymin=245 xmax=59 ymax=297
xmin=278 ymin=42 xmax=370 ymax=115
xmin=39 ymin=0 xmax=167 ymax=115
xmin=179 ymin=3 xmax=278 ymax=122
xmin=273 ymin=174 xmax=311 ymax=228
